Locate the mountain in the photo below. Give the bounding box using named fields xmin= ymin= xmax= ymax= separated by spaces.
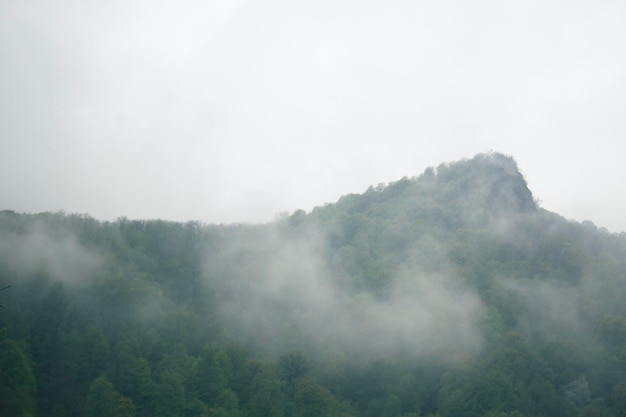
xmin=1 ymin=152 xmax=626 ymax=417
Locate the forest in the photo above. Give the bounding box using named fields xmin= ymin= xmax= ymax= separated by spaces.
xmin=1 ymin=153 xmax=626 ymax=417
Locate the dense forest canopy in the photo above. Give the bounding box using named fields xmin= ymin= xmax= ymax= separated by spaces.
xmin=1 ymin=153 xmax=626 ymax=417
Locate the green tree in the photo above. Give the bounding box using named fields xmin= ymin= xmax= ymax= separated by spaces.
xmin=293 ymin=379 xmax=335 ymax=417
xmin=278 ymin=351 xmax=311 ymax=387
xmin=0 ymin=329 xmax=35 ymax=417
xmin=85 ymin=376 xmax=131 ymax=417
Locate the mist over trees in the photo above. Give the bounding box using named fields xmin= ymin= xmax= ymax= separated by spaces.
xmin=1 ymin=153 xmax=626 ymax=417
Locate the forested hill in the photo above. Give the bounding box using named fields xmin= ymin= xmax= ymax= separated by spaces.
xmin=2 ymin=152 xmax=626 ymax=417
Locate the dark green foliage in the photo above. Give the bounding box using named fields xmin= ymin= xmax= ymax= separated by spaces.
xmin=293 ymin=379 xmax=335 ymax=417
xmin=0 ymin=328 xmax=35 ymax=416
xmin=84 ymin=376 xmax=134 ymax=417
xmin=1 ymin=153 xmax=626 ymax=417
xmin=278 ymin=351 xmax=311 ymax=386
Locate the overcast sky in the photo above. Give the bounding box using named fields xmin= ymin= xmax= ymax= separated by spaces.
xmin=1 ymin=0 xmax=625 ymax=231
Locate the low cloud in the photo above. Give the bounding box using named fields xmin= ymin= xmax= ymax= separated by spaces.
xmin=203 ymin=227 xmax=483 ymax=360
xmin=0 ymin=222 xmax=101 ymax=285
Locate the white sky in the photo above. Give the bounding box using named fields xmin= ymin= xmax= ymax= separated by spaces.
xmin=1 ymin=0 xmax=625 ymax=231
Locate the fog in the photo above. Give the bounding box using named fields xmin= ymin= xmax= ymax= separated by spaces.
xmin=0 ymin=222 xmax=101 ymax=285
xmin=1 ymin=1 xmax=626 ymax=231
xmin=1 ymin=154 xmax=620 ymax=368
xmin=1 ymin=147 xmax=625 ymax=416
xmin=203 ymin=225 xmax=484 ymax=361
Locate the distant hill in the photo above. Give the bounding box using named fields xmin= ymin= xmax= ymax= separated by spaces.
xmin=1 ymin=152 xmax=626 ymax=417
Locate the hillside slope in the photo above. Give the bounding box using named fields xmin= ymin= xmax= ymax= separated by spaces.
xmin=1 ymin=153 xmax=626 ymax=417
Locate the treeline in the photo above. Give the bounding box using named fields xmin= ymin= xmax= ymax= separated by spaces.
xmin=1 ymin=153 xmax=626 ymax=417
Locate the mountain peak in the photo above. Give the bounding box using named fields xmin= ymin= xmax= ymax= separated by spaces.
xmin=433 ymin=152 xmax=536 ymax=212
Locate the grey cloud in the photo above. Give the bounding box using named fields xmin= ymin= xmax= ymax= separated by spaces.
xmin=204 ymin=227 xmax=483 ymax=360
xmin=0 ymin=223 xmax=101 ymax=285
xmin=1 ymin=0 xmax=625 ymax=231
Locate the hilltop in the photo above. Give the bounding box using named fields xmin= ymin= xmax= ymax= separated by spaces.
xmin=1 ymin=153 xmax=626 ymax=417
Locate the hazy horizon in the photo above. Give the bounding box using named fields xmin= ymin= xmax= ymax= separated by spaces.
xmin=2 ymin=0 xmax=625 ymax=231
